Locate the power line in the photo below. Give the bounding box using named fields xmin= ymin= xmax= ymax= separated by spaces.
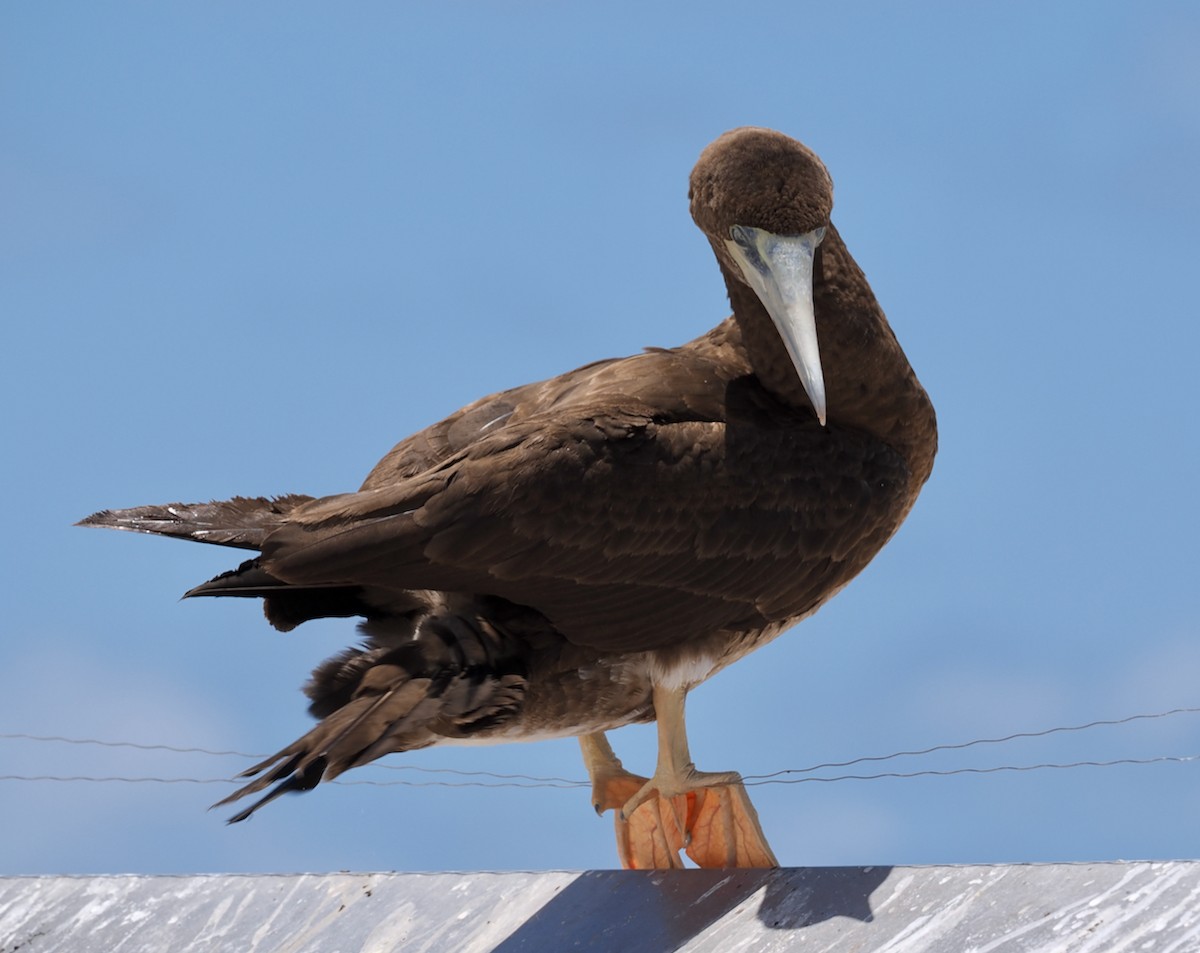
xmin=743 ymin=753 xmax=1199 ymax=787
xmin=0 ymin=774 xmax=588 ymax=790
xmin=0 ymin=775 xmax=232 ymax=786
xmin=0 ymin=733 xmax=255 ymax=758
xmin=741 ymin=705 xmax=1200 ymax=781
xmin=1 ymin=753 xmax=1195 ymax=791
xmin=3 ymin=705 xmax=1198 ymax=790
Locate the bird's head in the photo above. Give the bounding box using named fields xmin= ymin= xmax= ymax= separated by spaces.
xmin=689 ymin=127 xmax=834 ymax=424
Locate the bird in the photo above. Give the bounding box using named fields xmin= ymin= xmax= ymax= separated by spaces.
xmin=79 ymin=127 xmax=937 ymax=869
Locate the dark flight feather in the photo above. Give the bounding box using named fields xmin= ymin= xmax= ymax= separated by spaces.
xmin=78 ymin=495 xmax=313 ymax=550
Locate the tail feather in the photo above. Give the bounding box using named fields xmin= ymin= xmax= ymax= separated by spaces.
xmin=77 ymin=494 xmax=314 ymax=551
xmin=221 ymin=754 xmax=325 ymax=824
xmin=183 ymin=560 xmax=297 ymax=598
xmin=81 ymin=493 xmax=551 ymax=821
xmin=183 ymin=559 xmax=419 ymax=632
xmin=79 ymin=494 xmax=374 ymax=631
xmin=213 ymin=596 xmax=538 ymax=822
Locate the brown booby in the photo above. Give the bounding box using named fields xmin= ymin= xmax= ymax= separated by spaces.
xmin=80 ymin=128 xmax=936 ymax=869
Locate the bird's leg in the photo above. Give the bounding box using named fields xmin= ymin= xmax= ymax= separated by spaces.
xmin=578 ymin=732 xmax=646 ymax=814
xmin=620 ymin=684 xmax=739 ymax=814
xmin=578 ymin=732 xmax=687 ymax=869
xmin=620 ymin=685 xmax=780 ymax=869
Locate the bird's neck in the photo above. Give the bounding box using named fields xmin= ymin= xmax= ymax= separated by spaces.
xmin=722 ymin=224 xmax=937 ymax=487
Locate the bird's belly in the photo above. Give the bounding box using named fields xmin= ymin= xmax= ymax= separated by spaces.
xmin=454 ymin=651 xmax=658 ymax=743
xmin=642 ymin=649 xmax=725 ymax=690
xmin=433 ymin=592 xmax=842 ymax=747
xmin=634 ymin=593 xmax=837 ymax=692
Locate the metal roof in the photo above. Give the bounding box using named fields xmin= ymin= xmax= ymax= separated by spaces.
xmin=3 ymin=862 xmax=1199 ymax=952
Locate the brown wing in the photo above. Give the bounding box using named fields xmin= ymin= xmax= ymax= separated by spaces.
xmin=358 ymin=357 xmax=626 ymax=488
xmin=358 ymin=342 xmax=742 ymax=489
xmin=259 ymin=367 xmax=914 ymax=654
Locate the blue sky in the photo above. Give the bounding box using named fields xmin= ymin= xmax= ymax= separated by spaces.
xmin=3 ymin=2 xmax=1199 ymax=874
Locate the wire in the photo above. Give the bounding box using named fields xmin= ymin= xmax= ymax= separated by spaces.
xmin=743 ymin=753 xmax=1200 ymax=787
xmin=1 ymin=754 xmax=1194 ymax=790
xmin=0 ymin=733 xmax=583 ymax=783
xmin=741 ymin=705 xmax=1200 ymax=781
xmin=0 ymin=732 xmax=583 ymax=784
xmin=0 ymin=733 xmax=255 ymax=758
xmin=336 ymin=777 xmax=590 ymax=790
xmin=0 ymin=774 xmax=589 ymax=790
xmin=0 ymin=775 xmax=232 ymax=786
xmin=3 ymin=705 xmax=1198 ymax=790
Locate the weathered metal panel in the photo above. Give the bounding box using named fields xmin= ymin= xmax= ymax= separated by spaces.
xmin=2 ymin=863 xmax=1198 ymax=952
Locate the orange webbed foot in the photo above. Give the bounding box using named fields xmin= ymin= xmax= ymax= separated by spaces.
xmin=676 ymin=781 xmax=778 ymax=868
xmin=616 ymin=781 xmax=777 ymax=869
xmin=578 ymin=724 xmax=778 ymax=870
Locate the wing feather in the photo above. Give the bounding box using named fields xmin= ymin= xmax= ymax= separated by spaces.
xmin=257 ymin=382 xmax=912 ymax=653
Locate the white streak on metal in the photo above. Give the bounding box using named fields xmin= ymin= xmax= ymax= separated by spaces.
xmin=4 ymin=864 xmax=1200 ymax=952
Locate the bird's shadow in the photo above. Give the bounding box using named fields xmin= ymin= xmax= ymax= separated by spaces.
xmin=491 ymin=866 xmax=892 ymax=953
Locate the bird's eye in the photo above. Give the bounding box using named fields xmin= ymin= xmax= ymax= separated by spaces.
xmin=812 ymin=226 xmax=827 ymax=245
xmin=730 ymin=225 xmax=753 ymax=248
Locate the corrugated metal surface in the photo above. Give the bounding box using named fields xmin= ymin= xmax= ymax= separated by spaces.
xmin=2 ymin=863 xmax=1198 ymax=952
